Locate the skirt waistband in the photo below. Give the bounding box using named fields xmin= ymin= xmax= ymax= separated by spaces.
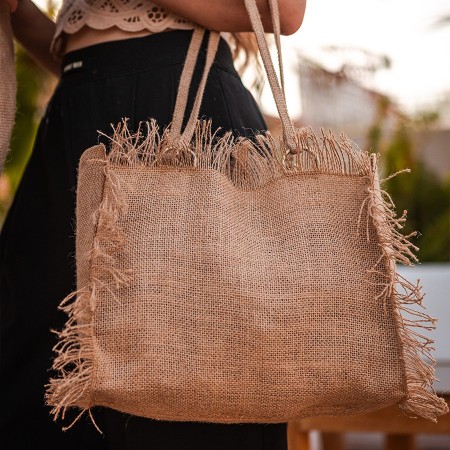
xmin=60 ymin=30 xmax=236 ymax=84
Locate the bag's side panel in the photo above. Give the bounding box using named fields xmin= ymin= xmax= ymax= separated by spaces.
xmin=46 ymin=145 xmax=109 ymax=422
xmin=89 ymin=166 xmax=407 ymax=423
xmin=76 ymin=145 xmax=108 ymax=289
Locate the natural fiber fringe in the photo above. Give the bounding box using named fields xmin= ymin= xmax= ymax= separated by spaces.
xmin=46 ymin=118 xmax=448 ymax=428
xmin=46 ymin=164 xmax=133 ymax=431
xmin=365 ymin=153 xmax=448 ymax=422
xmin=101 ymin=118 xmax=371 ymax=186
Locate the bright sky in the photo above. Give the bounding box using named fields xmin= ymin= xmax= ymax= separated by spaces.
xmin=36 ymin=0 xmax=450 ymax=119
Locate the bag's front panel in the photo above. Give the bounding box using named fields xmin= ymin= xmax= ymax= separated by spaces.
xmin=90 ymin=166 xmax=406 ymax=422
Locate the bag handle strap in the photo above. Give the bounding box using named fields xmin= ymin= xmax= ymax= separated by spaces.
xmin=169 ymin=27 xmax=220 ymax=146
xmin=267 ymin=0 xmax=285 ymax=97
xmin=244 ymin=0 xmax=297 ymax=152
xmin=180 ymin=31 xmax=220 ymax=145
xmin=170 ymin=0 xmax=296 ymax=152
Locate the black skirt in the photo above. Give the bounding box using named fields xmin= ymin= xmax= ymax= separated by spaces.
xmin=0 ymin=30 xmax=287 ymax=450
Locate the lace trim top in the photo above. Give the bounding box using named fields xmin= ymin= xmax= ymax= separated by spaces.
xmin=51 ymin=0 xmax=232 ymax=57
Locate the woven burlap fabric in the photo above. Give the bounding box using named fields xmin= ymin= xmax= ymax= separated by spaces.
xmin=46 ymin=0 xmax=448 ymax=427
xmin=73 ymin=145 xmax=407 ymax=422
xmin=46 ymin=127 xmax=448 ymax=424
xmin=0 ymin=4 xmax=16 ymax=174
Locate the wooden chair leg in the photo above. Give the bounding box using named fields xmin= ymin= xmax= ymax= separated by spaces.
xmin=287 ymin=423 xmax=310 ymax=450
xmin=385 ymin=434 xmax=415 ymax=450
xmin=321 ymin=432 xmax=345 ymax=450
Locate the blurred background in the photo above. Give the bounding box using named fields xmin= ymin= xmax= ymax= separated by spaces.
xmin=0 ymin=0 xmax=449 ymax=449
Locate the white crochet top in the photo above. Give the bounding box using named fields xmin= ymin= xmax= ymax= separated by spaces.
xmin=51 ymin=0 xmax=232 ymax=56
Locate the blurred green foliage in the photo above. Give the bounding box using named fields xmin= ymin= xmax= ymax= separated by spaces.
xmin=367 ymin=99 xmax=450 ymax=262
xmin=383 ymin=128 xmax=450 ymax=262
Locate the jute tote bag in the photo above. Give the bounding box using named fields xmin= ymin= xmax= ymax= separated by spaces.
xmin=46 ymin=0 xmax=448 ymax=427
xmin=0 ymin=3 xmax=16 ymax=174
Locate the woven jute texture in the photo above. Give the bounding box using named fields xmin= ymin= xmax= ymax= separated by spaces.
xmin=46 ymin=123 xmax=448 ymax=426
xmin=0 ymin=4 xmax=16 ymax=174
xmin=46 ymin=0 xmax=448 ymax=429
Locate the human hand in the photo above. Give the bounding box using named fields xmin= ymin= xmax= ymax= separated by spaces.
xmin=5 ymin=0 xmax=19 ymax=13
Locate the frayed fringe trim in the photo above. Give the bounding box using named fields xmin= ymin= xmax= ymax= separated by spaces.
xmin=45 ymin=162 xmax=133 ymax=430
xmin=99 ymin=118 xmax=372 ymax=188
xmin=365 ymin=153 xmax=449 ymax=422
